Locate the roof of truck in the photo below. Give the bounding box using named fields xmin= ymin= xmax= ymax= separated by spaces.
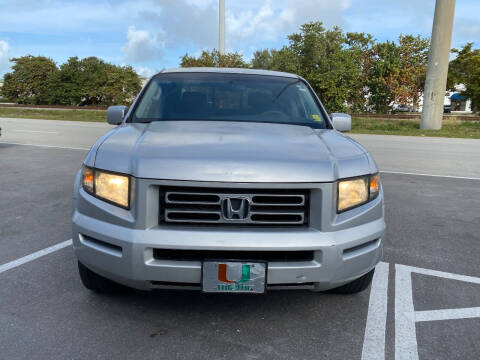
xmin=161 ymin=67 xmax=299 ymax=79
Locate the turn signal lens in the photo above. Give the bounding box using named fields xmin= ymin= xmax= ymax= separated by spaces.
xmin=82 ymin=166 xmax=94 ymax=193
xmin=369 ymin=174 xmax=380 ymax=200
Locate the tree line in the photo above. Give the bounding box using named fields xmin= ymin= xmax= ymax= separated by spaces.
xmin=1 ymin=21 xmax=478 ymax=112
xmin=1 ymin=56 xmax=141 ymax=106
xmin=182 ymin=22 xmax=479 ymax=113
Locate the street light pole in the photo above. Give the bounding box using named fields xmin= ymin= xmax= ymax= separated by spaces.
xmin=219 ymin=0 xmax=225 ymax=55
xmin=421 ymin=0 xmax=456 ymax=130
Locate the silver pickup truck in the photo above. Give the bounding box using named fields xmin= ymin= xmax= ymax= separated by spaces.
xmin=72 ymin=68 xmax=385 ymax=295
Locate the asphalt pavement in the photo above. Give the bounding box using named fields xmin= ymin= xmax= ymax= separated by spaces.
xmin=0 ymin=117 xmax=479 ymax=360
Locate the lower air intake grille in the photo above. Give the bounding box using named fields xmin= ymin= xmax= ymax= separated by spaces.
xmin=160 ymin=187 xmax=310 ymax=226
xmin=153 ymin=249 xmax=314 ymax=262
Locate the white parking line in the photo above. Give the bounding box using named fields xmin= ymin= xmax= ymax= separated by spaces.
xmin=415 ymin=307 xmax=480 ymax=322
xmin=395 ymin=263 xmax=480 ymax=360
xmin=381 ymin=170 xmax=480 ymax=181
xmin=361 ymin=261 xmax=389 ymax=360
xmin=0 ymin=141 xmax=89 ymax=151
xmin=0 ymin=239 xmax=72 ymax=275
xmin=395 ymin=264 xmax=419 ymax=360
xmin=12 ymin=130 xmax=59 ymax=134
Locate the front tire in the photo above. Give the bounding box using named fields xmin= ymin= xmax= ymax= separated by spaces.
xmin=331 ymin=268 xmax=375 ymax=294
xmin=78 ymin=262 xmax=125 ymax=293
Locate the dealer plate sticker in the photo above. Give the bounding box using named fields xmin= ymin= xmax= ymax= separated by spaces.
xmin=202 ymin=261 xmax=266 ymax=293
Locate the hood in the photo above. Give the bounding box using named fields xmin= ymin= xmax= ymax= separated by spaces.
xmin=93 ymin=121 xmax=375 ymax=182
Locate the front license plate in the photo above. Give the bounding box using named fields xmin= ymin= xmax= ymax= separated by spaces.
xmin=202 ymin=261 xmax=267 ymax=293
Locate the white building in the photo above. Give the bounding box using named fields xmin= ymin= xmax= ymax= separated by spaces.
xmin=417 ymin=84 xmax=472 ymax=113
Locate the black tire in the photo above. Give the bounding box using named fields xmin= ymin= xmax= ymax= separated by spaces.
xmin=331 ymin=268 xmax=375 ymax=294
xmin=78 ymin=262 xmax=125 ymax=293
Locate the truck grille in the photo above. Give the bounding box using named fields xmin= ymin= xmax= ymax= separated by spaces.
xmin=160 ymin=187 xmax=309 ymax=226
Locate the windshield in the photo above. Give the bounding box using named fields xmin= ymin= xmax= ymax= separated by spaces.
xmin=131 ymin=72 xmax=327 ymax=128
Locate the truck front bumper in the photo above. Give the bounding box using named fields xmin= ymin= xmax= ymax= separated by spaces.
xmin=72 ymin=211 xmax=385 ymax=291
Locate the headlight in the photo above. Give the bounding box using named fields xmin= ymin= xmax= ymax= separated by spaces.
xmin=82 ymin=166 xmax=131 ymax=209
xmin=337 ymin=174 xmax=379 ymax=213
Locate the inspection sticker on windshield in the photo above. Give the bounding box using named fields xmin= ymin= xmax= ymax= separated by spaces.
xmin=202 ymin=261 xmax=267 ymax=293
xmin=312 ymin=114 xmax=322 ymax=121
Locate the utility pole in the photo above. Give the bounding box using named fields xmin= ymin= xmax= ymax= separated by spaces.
xmin=219 ymin=0 xmax=225 ymax=55
xmin=421 ymin=0 xmax=456 ymax=130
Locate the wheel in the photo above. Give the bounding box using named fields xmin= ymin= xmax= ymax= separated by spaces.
xmin=78 ymin=261 xmax=125 ymax=293
xmin=331 ymin=268 xmax=375 ymax=294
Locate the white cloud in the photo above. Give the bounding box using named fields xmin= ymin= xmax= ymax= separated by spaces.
xmin=0 ymin=40 xmax=10 ymax=72
xmin=122 ymin=26 xmax=165 ymax=62
xmin=226 ymin=0 xmax=350 ymax=44
xmin=141 ymin=0 xmax=218 ymax=49
xmin=135 ymin=66 xmax=157 ymax=78
xmin=139 ymin=0 xmax=351 ymax=54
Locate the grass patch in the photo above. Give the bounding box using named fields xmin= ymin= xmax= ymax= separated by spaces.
xmin=352 ymin=117 xmax=480 ymax=139
xmin=0 ymin=107 xmax=106 ymax=122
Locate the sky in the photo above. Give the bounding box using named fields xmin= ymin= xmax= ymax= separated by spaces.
xmin=1 ymin=0 xmax=479 ymax=78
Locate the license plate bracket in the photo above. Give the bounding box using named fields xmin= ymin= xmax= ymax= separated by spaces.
xmin=202 ymin=260 xmax=267 ymax=294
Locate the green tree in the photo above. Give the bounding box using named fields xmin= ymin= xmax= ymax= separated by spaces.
xmin=53 ymin=57 xmax=141 ymax=106
xmin=365 ymin=35 xmax=429 ymax=113
xmin=448 ymin=43 xmax=480 ymax=112
xmin=394 ymin=35 xmax=429 ymax=107
xmin=269 ymin=47 xmax=299 ymax=74
xmin=269 ymin=22 xmax=367 ymax=113
xmin=1 ymin=55 xmax=58 ymax=104
xmin=345 ymin=32 xmax=375 ymax=112
xmin=180 ymin=49 xmax=247 ymax=68
xmin=104 ymin=64 xmax=142 ymax=105
xmin=250 ymin=49 xmax=275 ymax=70
xmin=48 ymin=57 xmax=81 ymax=105
xmin=2 ymin=55 xmax=141 ymax=106
xmin=57 ymin=57 xmax=108 ymax=105
xmin=364 ymin=41 xmax=401 ymax=113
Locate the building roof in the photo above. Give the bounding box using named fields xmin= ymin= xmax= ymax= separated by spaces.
xmin=161 ymin=67 xmax=299 ymax=79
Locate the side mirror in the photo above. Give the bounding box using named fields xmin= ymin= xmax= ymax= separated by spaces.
xmin=107 ymin=105 xmax=128 ymax=125
xmin=330 ymin=113 xmax=351 ymax=132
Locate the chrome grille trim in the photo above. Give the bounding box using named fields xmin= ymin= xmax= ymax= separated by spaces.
xmin=161 ymin=187 xmax=309 ymax=226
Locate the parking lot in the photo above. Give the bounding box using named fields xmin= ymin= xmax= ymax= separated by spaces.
xmin=1 ymin=118 xmax=479 ymax=360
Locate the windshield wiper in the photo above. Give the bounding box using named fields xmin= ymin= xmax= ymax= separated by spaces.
xmin=272 ymin=79 xmax=301 ymax=103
